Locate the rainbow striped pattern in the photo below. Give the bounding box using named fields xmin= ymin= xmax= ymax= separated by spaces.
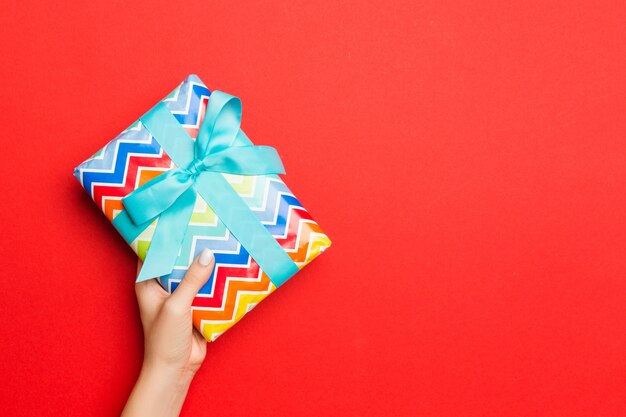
xmin=74 ymin=75 xmax=331 ymax=341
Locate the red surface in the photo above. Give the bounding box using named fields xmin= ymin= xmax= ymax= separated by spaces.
xmin=1 ymin=1 xmax=625 ymax=416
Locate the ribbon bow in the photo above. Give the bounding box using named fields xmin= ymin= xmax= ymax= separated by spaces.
xmin=114 ymin=91 xmax=299 ymax=284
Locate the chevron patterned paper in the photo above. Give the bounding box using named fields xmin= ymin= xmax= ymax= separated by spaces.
xmin=74 ymin=75 xmax=331 ymax=342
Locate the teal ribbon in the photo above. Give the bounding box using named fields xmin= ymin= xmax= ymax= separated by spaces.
xmin=112 ymin=91 xmax=299 ymax=286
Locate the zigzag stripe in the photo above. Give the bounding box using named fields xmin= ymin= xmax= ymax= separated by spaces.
xmin=227 ymin=175 xmax=294 ymax=212
xmin=163 ymin=77 xmax=212 ymax=127
xmin=79 ymin=135 xmax=169 ymax=199
xmin=198 ymin=297 xmax=268 ymax=342
xmin=181 ymin=96 xmax=208 ymax=140
xmin=158 ymin=179 xmax=323 ymax=302
xmin=91 ymin=157 xmax=171 ymax=210
xmin=101 ymin=167 xmax=167 ymax=220
xmin=76 ymin=126 xmax=156 ymax=176
xmin=173 ymin=224 xmax=231 ymax=267
xmin=190 ymin=258 xmax=262 ymax=309
xmin=194 ymin=272 xmax=275 ymax=337
xmin=261 ymin=194 xmax=305 ymax=237
xmin=275 ymin=205 xmax=314 ymax=251
xmin=303 ymin=232 xmax=331 ymax=265
xmin=250 ymin=180 xmax=297 ymax=222
xmin=189 ymin=197 xmax=219 ymax=225
xmin=282 ymin=220 xmax=330 ymax=266
xmin=222 ymin=174 xmax=256 ymax=197
xmin=74 ymin=122 xmax=145 ymax=171
xmin=161 ymin=239 xmax=253 ymax=297
xmin=229 ymin=174 xmax=306 ymax=240
xmin=197 ymin=277 xmax=275 ymax=342
xmin=103 ymin=198 xmax=124 ymax=221
xmin=76 ymin=76 xmax=209 ymax=203
xmin=252 ymin=177 xmax=294 ymax=211
xmin=269 ymin=201 xmax=330 ymax=266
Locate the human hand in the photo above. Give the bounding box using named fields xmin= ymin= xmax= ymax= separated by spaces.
xmin=122 ymin=248 xmax=215 ymax=417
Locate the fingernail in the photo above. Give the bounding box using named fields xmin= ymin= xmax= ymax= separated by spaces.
xmin=198 ymin=248 xmax=214 ymax=266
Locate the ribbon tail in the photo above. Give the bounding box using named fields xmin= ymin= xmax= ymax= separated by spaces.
xmin=198 ymin=91 xmax=242 ymax=155
xmin=112 ymin=209 xmax=152 ymax=244
xmin=123 ymin=169 xmax=194 ymax=226
xmin=195 ymin=172 xmax=299 ymax=287
xmin=136 ymin=187 xmax=197 ymax=282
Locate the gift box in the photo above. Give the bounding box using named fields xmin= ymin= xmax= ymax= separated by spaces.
xmin=74 ymin=75 xmax=331 ymax=341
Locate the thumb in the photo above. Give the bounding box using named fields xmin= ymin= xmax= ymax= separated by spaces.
xmin=168 ymin=248 xmax=215 ymax=308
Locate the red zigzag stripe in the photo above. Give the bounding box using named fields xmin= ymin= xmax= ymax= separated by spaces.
xmin=92 ymin=153 xmax=172 ymax=207
xmin=192 ymin=259 xmax=262 ymax=308
xmin=275 ymin=205 xmax=314 ymax=250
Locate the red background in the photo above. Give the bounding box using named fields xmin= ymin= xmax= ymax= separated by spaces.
xmin=1 ymin=1 xmax=625 ymax=416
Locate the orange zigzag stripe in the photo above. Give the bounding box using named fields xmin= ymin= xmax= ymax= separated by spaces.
xmin=285 ymin=220 xmax=327 ymax=264
xmin=191 ymin=272 xmax=273 ymax=326
xmin=103 ymin=168 xmax=167 ymax=220
xmin=190 ymin=221 xmax=329 ymax=330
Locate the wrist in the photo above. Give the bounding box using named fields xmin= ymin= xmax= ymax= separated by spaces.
xmin=122 ymin=360 xmax=196 ymax=417
xmin=141 ymin=359 xmax=197 ymax=390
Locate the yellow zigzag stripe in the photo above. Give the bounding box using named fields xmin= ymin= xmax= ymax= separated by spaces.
xmin=200 ymin=284 xmax=276 ymax=342
xmin=223 ymin=173 xmax=255 ymax=195
xmin=302 ymin=232 xmax=332 ymax=267
xmin=132 ymin=219 xmax=158 ymax=261
xmin=288 ymin=219 xmax=332 ymax=268
xmin=189 ymin=194 xmax=218 ymax=225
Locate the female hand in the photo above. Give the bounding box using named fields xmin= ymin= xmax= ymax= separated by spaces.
xmin=122 ymin=248 xmax=215 ymax=417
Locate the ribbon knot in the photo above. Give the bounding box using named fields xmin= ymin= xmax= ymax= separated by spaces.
xmin=186 ymin=158 xmax=206 ymax=177
xmin=114 ymin=90 xmax=297 ymax=283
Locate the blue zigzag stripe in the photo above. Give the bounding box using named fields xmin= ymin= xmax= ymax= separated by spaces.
xmin=74 ymin=124 xmax=152 ymax=178
xmin=163 ymin=75 xmax=212 ymax=127
xmin=75 ymin=75 xmax=208 ymax=194
xmin=160 ymin=237 xmax=252 ymax=296
xmin=262 ymin=194 xmax=304 ymax=237
xmin=248 ymin=179 xmax=294 ymax=220
xmin=76 ymin=132 xmax=163 ymax=198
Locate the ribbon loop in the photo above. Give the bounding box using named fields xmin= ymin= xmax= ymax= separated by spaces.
xmin=197 ymin=92 xmax=243 ymax=156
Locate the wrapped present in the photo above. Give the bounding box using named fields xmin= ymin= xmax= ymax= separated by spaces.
xmin=74 ymin=75 xmax=331 ymax=341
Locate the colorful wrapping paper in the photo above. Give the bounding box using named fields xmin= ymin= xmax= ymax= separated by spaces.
xmin=74 ymin=75 xmax=331 ymax=341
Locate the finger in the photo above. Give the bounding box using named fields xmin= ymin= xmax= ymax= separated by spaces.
xmin=135 ymin=260 xmax=169 ymax=304
xmin=192 ymin=328 xmax=207 ymax=346
xmin=168 ymin=248 xmax=214 ymax=308
xmin=135 ymin=260 xmax=168 ymax=328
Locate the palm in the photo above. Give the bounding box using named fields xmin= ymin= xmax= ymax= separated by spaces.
xmin=135 ymin=255 xmax=213 ymax=374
